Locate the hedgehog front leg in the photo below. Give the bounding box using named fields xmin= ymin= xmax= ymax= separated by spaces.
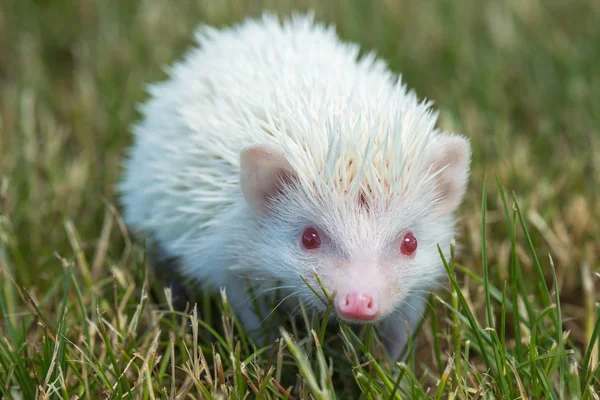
xmin=223 ymin=278 xmax=279 ymax=346
xmin=378 ymin=295 xmax=428 ymax=362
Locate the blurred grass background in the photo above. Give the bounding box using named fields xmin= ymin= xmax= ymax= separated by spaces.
xmin=1 ymin=0 xmax=599 ymax=397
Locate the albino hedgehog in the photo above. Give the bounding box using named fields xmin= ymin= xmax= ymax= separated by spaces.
xmin=119 ymin=13 xmax=471 ymax=361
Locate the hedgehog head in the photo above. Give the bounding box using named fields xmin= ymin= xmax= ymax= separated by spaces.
xmin=238 ymin=130 xmax=471 ymax=324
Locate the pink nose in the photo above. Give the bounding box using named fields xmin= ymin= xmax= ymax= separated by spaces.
xmin=336 ymin=292 xmax=379 ymax=321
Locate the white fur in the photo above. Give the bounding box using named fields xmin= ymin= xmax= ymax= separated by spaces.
xmin=119 ymin=12 xmax=471 ymax=360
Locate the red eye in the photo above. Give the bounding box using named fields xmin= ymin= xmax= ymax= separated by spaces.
xmin=400 ymin=232 xmax=417 ymax=255
xmin=301 ymin=227 xmax=321 ymax=250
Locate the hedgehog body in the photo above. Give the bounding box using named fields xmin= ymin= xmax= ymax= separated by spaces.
xmin=119 ymin=13 xmax=471 ymax=360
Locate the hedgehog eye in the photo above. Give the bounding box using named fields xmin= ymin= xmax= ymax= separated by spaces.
xmin=301 ymin=227 xmax=321 ymax=250
xmin=400 ymin=232 xmax=417 ymax=255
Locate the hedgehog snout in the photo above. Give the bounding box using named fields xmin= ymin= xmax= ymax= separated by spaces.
xmin=335 ymin=292 xmax=380 ymax=322
xmin=324 ymin=260 xmax=396 ymax=323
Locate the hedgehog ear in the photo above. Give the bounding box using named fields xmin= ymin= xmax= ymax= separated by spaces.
xmin=425 ymin=134 xmax=472 ymax=216
xmin=240 ymin=145 xmax=297 ymax=214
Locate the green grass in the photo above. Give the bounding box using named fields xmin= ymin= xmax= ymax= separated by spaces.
xmin=1 ymin=0 xmax=599 ymax=398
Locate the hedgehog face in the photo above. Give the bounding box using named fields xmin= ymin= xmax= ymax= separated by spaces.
xmin=253 ymin=188 xmax=454 ymax=324
xmin=239 ymin=135 xmax=470 ymax=323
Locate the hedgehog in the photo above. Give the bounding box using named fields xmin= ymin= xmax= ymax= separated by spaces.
xmin=119 ymin=12 xmax=471 ymax=361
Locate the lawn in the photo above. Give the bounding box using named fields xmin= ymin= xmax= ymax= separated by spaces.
xmin=1 ymin=0 xmax=599 ymax=398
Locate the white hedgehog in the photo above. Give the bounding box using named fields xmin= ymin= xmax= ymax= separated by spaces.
xmin=119 ymin=12 xmax=471 ymax=361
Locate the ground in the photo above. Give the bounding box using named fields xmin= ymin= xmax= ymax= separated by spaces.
xmin=1 ymin=0 xmax=599 ymax=398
